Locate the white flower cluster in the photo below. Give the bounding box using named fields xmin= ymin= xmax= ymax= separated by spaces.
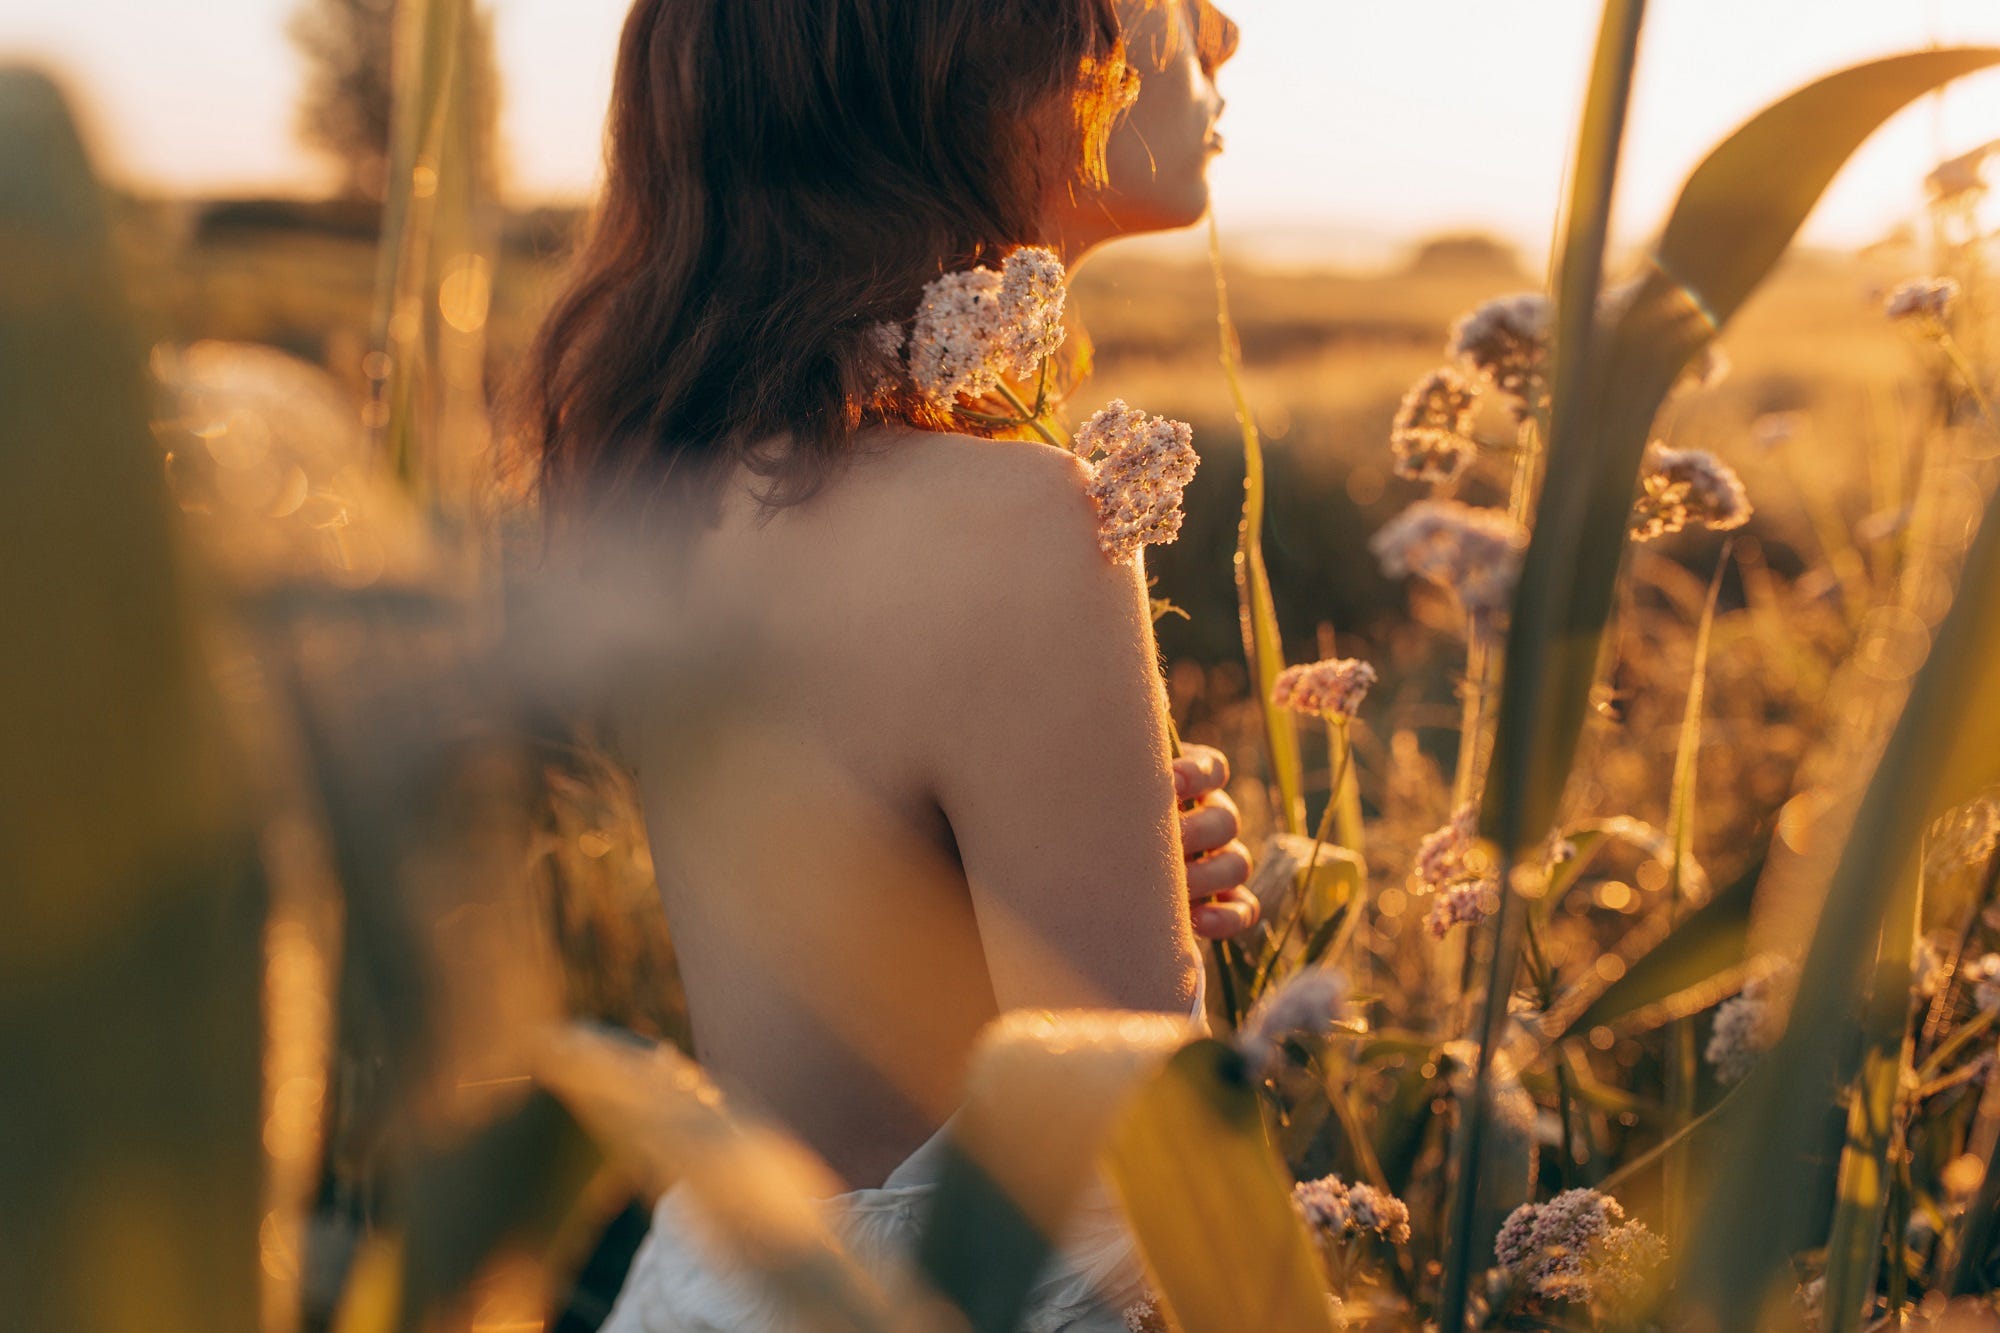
xmin=1449 ymin=292 xmax=1552 ymax=417
xmin=1271 ymin=657 xmax=1377 ymax=722
xmin=1291 ymin=1174 xmax=1412 ymax=1246
xmin=1409 ymin=804 xmax=1495 ymax=940
xmin=1495 ymin=1189 xmax=1667 ymax=1311
xmin=1629 ymin=444 xmax=1753 ymax=543
xmin=1121 ymin=1294 xmax=1161 ymax=1333
xmin=1884 ymin=276 xmax=1961 ymax=325
xmin=1078 ymin=400 xmax=1199 ymax=566
xmin=1369 ymin=499 xmax=1528 ymax=622
xmin=903 ymin=246 xmax=1068 ymax=403
xmin=1390 ymin=367 xmax=1480 ymax=484
xmin=1706 ymin=959 xmax=1798 ymax=1085
xmin=1237 ymin=966 xmax=1352 ymax=1080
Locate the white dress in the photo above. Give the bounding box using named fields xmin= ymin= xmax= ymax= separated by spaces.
xmin=601 ymin=985 xmax=1204 ymax=1333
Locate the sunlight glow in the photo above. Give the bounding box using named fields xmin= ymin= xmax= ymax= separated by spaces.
xmin=7 ymin=0 xmax=2000 ymax=260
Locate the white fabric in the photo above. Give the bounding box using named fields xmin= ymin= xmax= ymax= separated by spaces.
xmin=602 ymin=981 xmax=1207 ymax=1332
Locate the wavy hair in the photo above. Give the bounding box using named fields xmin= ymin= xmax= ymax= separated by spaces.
xmin=515 ymin=0 xmax=1141 ymax=523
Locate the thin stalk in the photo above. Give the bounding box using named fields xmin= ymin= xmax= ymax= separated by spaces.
xmin=1520 ymin=916 xmax=1577 ymax=1185
xmin=1253 ymin=724 xmax=1352 ymax=993
xmin=1438 ymin=1 xmax=1648 ymax=1323
xmin=1329 ymin=713 xmax=1365 ymax=857
xmin=1210 ymin=215 xmax=1306 ymax=836
xmin=1937 ymin=329 xmax=2000 ymax=436
xmin=1594 ymin=1089 xmax=1740 ymax=1197
xmin=1450 ymin=630 xmax=1491 ymax=813
xmin=1662 ymin=541 xmax=1732 ymax=1240
xmin=1888 ymin=1125 xmax=1914 ymax=1319
xmin=1916 ymin=1007 xmax=1998 ymax=1086
xmin=993 ymin=380 xmax=1064 ymax=450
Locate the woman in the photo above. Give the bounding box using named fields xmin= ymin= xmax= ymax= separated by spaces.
xmin=520 ymin=1 xmax=1246 ymax=1326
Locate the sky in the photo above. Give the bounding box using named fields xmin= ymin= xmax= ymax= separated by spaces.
xmin=7 ymin=0 xmax=2000 ymax=264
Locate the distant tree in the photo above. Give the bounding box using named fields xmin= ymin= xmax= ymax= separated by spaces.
xmin=1405 ymin=233 xmax=1529 ymax=281
xmin=289 ymin=0 xmax=502 ymax=203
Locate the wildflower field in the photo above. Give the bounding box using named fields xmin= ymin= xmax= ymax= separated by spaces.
xmin=15 ymin=3 xmax=2000 ymax=1332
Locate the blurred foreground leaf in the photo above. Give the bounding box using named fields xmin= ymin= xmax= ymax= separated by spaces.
xmin=0 ymin=66 xmax=260 ymax=1331
xmin=1684 ymin=476 xmax=2000 ymax=1319
xmin=921 ymin=1011 xmax=1187 ymax=1333
xmin=1104 ymin=1041 xmax=1336 ymax=1333
xmin=536 ymin=1025 xmax=907 ymax=1333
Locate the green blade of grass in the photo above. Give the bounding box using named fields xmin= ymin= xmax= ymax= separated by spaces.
xmin=1682 ymin=388 xmax=2000 ymax=1330
xmin=1662 ymin=545 xmax=1731 ymax=1236
xmin=1210 ymin=218 xmax=1306 ymax=837
xmin=1545 ymin=852 xmax=1764 ymax=1045
xmin=1486 ymin=46 xmax=2000 ymax=871
xmin=1104 ymin=1041 xmax=1338 ymax=1333
xmin=1443 ymin=4 xmax=1648 ymax=1327
xmin=372 ymin=0 xmax=498 ymax=530
xmin=1466 ymin=48 xmax=2000 ymax=1330
xmin=1820 ymin=871 xmax=1921 ymax=1333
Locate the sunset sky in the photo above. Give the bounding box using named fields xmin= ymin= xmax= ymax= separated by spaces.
xmin=8 ymin=0 xmax=2000 ymax=264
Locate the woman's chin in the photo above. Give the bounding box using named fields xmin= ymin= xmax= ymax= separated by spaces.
xmin=1116 ymin=182 xmax=1215 ymax=239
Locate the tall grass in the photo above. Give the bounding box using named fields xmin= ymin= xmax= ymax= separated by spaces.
xmin=21 ymin=4 xmax=2000 ymax=1329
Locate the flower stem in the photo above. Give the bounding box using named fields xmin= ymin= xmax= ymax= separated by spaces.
xmin=1252 ymin=722 xmax=1351 ymax=995
xmin=995 ymin=379 xmax=1065 ymax=450
xmin=1937 ymin=328 xmax=2000 ymax=432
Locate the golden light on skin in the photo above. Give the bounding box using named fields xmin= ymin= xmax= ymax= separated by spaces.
xmin=10 ymin=1 xmax=2000 ymax=258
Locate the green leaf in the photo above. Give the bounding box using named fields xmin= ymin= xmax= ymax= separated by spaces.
xmin=1661 ymin=52 xmax=2000 ymax=1330
xmin=1548 ymin=851 xmax=1763 ymax=1044
xmin=1445 ymin=2 xmax=1649 ymax=1327
xmin=1104 ymin=1041 xmax=1337 ymax=1333
xmin=920 ymin=1011 xmax=1187 ymax=1333
xmin=1209 ymin=219 xmax=1305 ymax=837
xmin=535 ymin=1025 xmax=902 ymax=1333
xmin=373 ymin=0 xmax=499 ymax=522
xmin=1540 ymin=815 xmax=1674 ymax=916
xmin=1486 ymin=45 xmax=2000 ymax=867
xmin=1663 ymin=547 xmax=1731 ymax=1234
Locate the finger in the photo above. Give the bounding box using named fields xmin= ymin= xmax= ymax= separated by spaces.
xmin=1193 ymin=887 xmax=1261 ymax=939
xmin=1186 ymin=839 xmax=1253 ymax=899
xmin=1178 ymin=789 xmax=1242 ymax=859
xmin=1172 ymin=744 xmax=1231 ymax=801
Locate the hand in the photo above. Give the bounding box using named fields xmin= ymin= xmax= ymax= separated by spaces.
xmin=1173 ymin=744 xmax=1259 ymax=941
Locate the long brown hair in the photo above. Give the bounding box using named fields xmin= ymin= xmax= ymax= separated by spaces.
xmin=517 ymin=0 xmax=1138 ymax=522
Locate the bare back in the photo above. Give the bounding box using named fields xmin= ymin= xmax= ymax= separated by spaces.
xmin=627 ymin=430 xmax=1202 ymax=1189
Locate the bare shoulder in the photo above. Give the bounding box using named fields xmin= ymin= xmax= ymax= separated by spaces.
xmin=847 ymin=430 xmax=1114 ymax=589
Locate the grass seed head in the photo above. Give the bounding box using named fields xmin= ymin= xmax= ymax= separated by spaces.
xmin=1449 ymin=292 xmax=1552 ymax=417
xmin=1391 ymin=367 xmax=1480 ymax=483
xmin=1369 ymin=499 xmax=1527 ymax=622
xmin=1630 ymin=444 xmax=1753 ymax=542
xmin=1271 ymin=657 xmax=1377 ymax=721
